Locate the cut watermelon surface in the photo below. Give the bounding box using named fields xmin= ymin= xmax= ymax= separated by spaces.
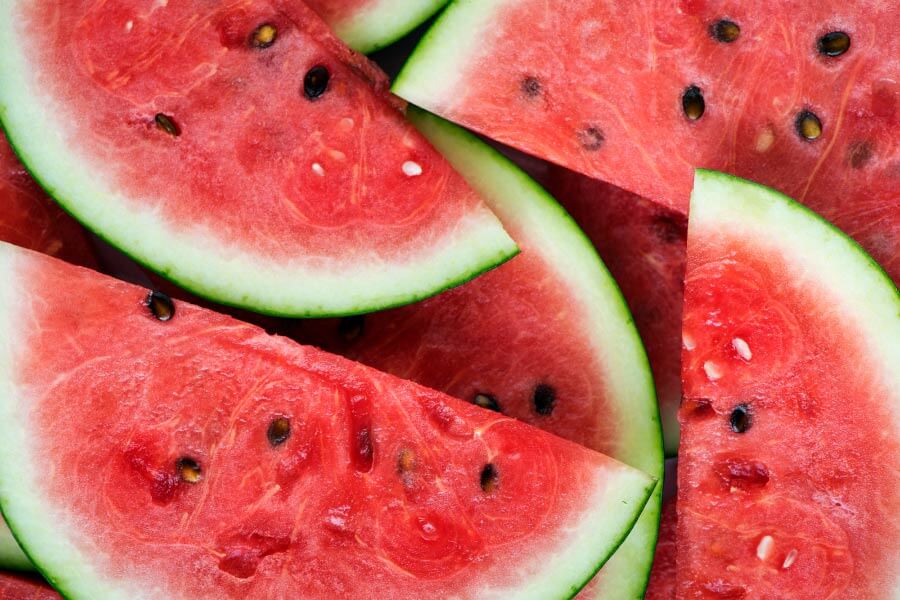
xmin=543 ymin=169 xmax=686 ymax=456
xmin=295 ymin=110 xmax=664 ymax=599
xmin=0 ymin=136 xmax=95 ymax=268
xmin=306 ymin=0 xmax=448 ymax=53
xmin=394 ymin=0 xmax=900 ymax=284
xmin=0 ymin=0 xmax=517 ymax=317
xmin=0 ymin=241 xmax=654 ymax=600
xmin=0 ymin=572 xmax=59 ymax=599
xmin=678 ymin=171 xmax=900 ymax=597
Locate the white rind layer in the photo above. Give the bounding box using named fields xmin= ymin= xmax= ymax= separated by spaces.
xmin=331 ymin=0 xmax=450 ymax=54
xmin=0 ymin=2 xmax=517 ymax=318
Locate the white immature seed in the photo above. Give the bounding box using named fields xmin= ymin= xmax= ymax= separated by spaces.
xmin=125 ymin=20 xmax=134 ymax=32
xmin=703 ymin=360 xmax=723 ymax=381
xmin=732 ymin=337 xmax=752 ymax=361
xmin=782 ymin=548 xmax=798 ymax=569
xmin=756 ymin=535 xmax=775 ymax=561
xmin=683 ymin=334 xmax=696 ymax=351
xmin=756 ymin=127 xmax=775 ymax=153
xmin=402 ymin=161 xmax=423 ymax=177
xmin=311 ymin=163 xmax=325 ymax=177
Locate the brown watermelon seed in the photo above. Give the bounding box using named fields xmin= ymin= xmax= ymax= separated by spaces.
xmin=795 ymin=110 xmax=822 ymax=141
xmin=521 ymin=76 xmax=542 ymax=98
xmin=729 ymin=404 xmax=752 ymax=433
xmin=710 ymin=19 xmax=741 ymax=43
xmin=818 ymin=31 xmax=850 ymax=57
xmin=533 ymin=384 xmax=556 ymax=416
xmin=303 ymin=65 xmax=330 ymax=100
xmin=480 ymin=463 xmax=499 ymax=493
xmin=177 ymin=457 xmax=202 ymax=483
xmin=473 ymin=393 xmax=501 ymax=412
xmin=250 ymin=23 xmax=277 ymax=49
xmin=338 ymin=315 xmax=365 ymax=341
xmin=682 ymin=86 xmax=705 ymax=121
xmin=146 ymin=291 xmax=175 ymax=322
xmin=577 ymin=126 xmax=605 ymax=151
xmin=397 ymin=448 xmax=415 ymax=474
xmin=154 ymin=113 xmax=181 ymax=137
xmin=267 ymin=417 xmax=291 ymax=447
xmin=847 ymin=140 xmax=873 ymax=169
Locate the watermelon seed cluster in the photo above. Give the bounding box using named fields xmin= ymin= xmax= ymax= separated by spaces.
xmin=304 ymin=66 xmax=331 ymax=100
xmin=146 ymin=291 xmax=175 ymax=322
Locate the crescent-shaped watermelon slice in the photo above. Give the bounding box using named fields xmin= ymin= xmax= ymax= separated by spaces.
xmin=0 ymin=241 xmax=654 ymax=599
xmin=293 ymin=110 xmax=664 ymax=599
xmin=0 ymin=0 xmax=517 ymax=317
xmin=677 ymin=171 xmax=900 ymax=597
xmin=394 ymin=0 xmax=899 ymax=284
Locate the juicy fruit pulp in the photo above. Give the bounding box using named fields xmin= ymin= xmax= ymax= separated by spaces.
xmin=0 ymin=572 xmax=58 ymax=599
xmin=294 ymin=110 xmax=663 ymax=599
xmin=0 ymin=0 xmax=516 ymax=316
xmin=677 ymin=171 xmax=900 ymax=598
xmin=395 ymin=0 xmax=900 ymax=285
xmin=0 ymin=242 xmax=654 ymax=600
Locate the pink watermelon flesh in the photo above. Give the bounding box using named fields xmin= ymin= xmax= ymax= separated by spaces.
xmin=396 ymin=0 xmax=900 ymax=284
xmin=0 ymin=572 xmax=59 ymax=600
xmin=0 ymin=136 xmax=95 ymax=268
xmin=0 ymin=0 xmax=514 ymax=315
xmin=542 ymin=168 xmax=686 ymax=455
xmin=645 ymin=499 xmax=676 ymax=600
xmin=677 ymin=174 xmax=900 ymax=597
xmin=0 ymin=243 xmax=652 ymax=599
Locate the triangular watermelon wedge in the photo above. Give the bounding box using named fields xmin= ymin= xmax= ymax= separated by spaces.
xmin=0 ymin=241 xmax=654 ymax=599
xmin=678 ymin=171 xmax=900 ymax=597
xmin=0 ymin=0 xmax=517 ymax=317
xmin=393 ymin=0 xmax=899 ymax=284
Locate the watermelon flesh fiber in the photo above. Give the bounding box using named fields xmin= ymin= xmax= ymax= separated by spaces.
xmin=0 ymin=241 xmax=655 ymax=599
xmin=394 ymin=0 xmax=900 ymax=285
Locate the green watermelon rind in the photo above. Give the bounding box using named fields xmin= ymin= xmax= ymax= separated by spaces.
xmin=409 ymin=107 xmax=664 ymax=600
xmin=328 ymin=0 xmax=450 ymax=54
xmin=0 ymin=8 xmax=519 ymax=319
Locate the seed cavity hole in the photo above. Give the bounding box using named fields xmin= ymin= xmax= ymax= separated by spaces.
xmin=480 ymin=463 xmax=499 ymax=493
xmin=267 ymin=417 xmax=291 ymax=447
xmin=473 ymin=393 xmax=501 ymax=413
xmin=710 ymin=19 xmax=740 ymax=43
xmin=177 ymin=457 xmax=202 ymax=483
xmin=682 ymin=85 xmax=705 ymax=121
xmin=250 ymin=23 xmax=277 ymax=49
xmin=146 ymin=291 xmax=175 ymax=321
xmin=577 ymin=126 xmax=605 ymax=151
xmin=303 ymin=65 xmax=330 ymax=100
xmin=533 ymin=384 xmax=556 ymax=416
xmin=729 ymin=404 xmax=752 ymax=433
xmin=521 ymin=76 xmax=542 ymax=98
xmin=154 ymin=113 xmax=181 ymax=137
xmin=818 ymin=31 xmax=850 ymax=57
xmin=795 ymin=110 xmax=822 ymax=141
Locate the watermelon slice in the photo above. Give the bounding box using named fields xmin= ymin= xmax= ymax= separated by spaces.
xmin=678 ymin=170 xmax=900 ymax=597
xmin=294 ymin=110 xmax=664 ymax=598
xmin=543 ymin=169 xmax=686 ymax=455
xmin=305 ymin=0 xmax=448 ymax=53
xmin=394 ymin=0 xmax=900 ymax=284
xmin=0 ymin=572 xmax=58 ymax=599
xmin=644 ymin=499 xmax=676 ymax=600
xmin=0 ymin=0 xmax=517 ymax=317
xmin=0 ymin=242 xmax=654 ymax=599
xmin=0 ymin=136 xmax=95 ymax=268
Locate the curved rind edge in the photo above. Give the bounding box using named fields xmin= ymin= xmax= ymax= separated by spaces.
xmin=332 ymin=0 xmax=450 ymax=54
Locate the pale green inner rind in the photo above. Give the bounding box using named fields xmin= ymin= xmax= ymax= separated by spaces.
xmin=333 ymin=0 xmax=450 ymax=54
xmin=0 ymin=4 xmax=518 ymax=318
xmin=410 ymin=108 xmax=664 ymax=600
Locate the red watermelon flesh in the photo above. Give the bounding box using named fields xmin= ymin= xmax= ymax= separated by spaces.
xmin=677 ymin=171 xmax=900 ymax=597
xmin=0 ymin=573 xmax=59 ymax=600
xmin=543 ymin=168 xmax=687 ymax=455
xmin=394 ymin=0 xmax=900 ymax=284
xmin=0 ymin=242 xmax=654 ymax=599
xmin=0 ymin=0 xmax=516 ymax=316
xmin=645 ymin=499 xmax=676 ymax=600
xmin=0 ymin=136 xmax=95 ymax=268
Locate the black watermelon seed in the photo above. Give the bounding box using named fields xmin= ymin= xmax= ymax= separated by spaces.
xmin=338 ymin=315 xmax=365 ymax=342
xmin=480 ymin=463 xmax=498 ymax=493
xmin=521 ymin=76 xmax=542 ymax=98
xmin=177 ymin=457 xmax=202 ymax=483
xmin=473 ymin=393 xmax=501 ymax=412
xmin=818 ymin=31 xmax=851 ymax=57
xmin=682 ymin=86 xmax=705 ymax=121
xmin=146 ymin=291 xmax=175 ymax=322
xmin=710 ymin=19 xmax=741 ymax=43
xmin=729 ymin=404 xmax=752 ymax=433
xmin=250 ymin=23 xmax=278 ymax=49
xmin=847 ymin=140 xmax=873 ymax=169
xmin=795 ymin=110 xmax=823 ymax=141
xmin=267 ymin=417 xmax=291 ymax=447
xmin=533 ymin=384 xmax=556 ymax=416
xmin=303 ymin=65 xmax=330 ymax=100
xmin=154 ymin=113 xmax=181 ymax=137
xmin=577 ymin=126 xmax=605 ymax=151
